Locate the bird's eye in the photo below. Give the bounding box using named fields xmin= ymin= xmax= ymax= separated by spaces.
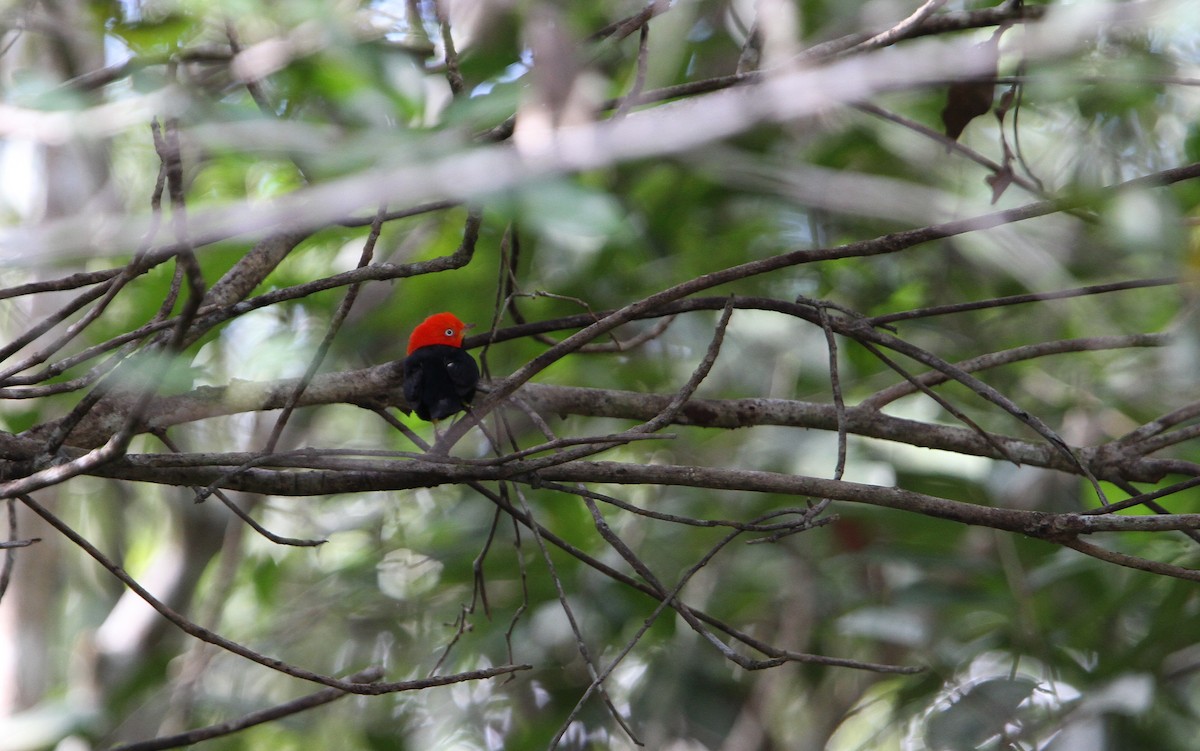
xmin=444 ymin=328 xmax=455 ymax=337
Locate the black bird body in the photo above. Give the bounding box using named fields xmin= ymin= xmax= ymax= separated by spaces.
xmin=403 ymin=344 xmax=479 ymax=421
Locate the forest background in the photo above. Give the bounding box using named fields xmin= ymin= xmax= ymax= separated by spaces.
xmin=3 ymin=0 xmax=1200 ymax=749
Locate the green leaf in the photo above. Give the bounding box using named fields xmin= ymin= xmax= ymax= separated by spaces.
xmin=109 ymin=15 xmax=196 ymax=55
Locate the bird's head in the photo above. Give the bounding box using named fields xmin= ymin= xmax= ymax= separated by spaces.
xmin=407 ymin=312 xmax=473 ymax=354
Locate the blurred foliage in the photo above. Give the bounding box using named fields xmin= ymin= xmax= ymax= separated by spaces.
xmin=2 ymin=0 xmax=1200 ymax=750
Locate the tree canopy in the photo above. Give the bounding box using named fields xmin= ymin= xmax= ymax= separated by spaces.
xmin=3 ymin=0 xmax=1200 ymax=749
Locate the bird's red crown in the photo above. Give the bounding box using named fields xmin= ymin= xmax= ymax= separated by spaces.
xmin=407 ymin=312 xmax=471 ymax=355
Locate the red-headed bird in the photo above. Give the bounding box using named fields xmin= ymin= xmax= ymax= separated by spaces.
xmin=402 ymin=312 xmax=480 ymax=422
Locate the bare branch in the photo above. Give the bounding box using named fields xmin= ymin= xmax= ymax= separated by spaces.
xmin=1060 ymin=536 xmax=1200 ymax=582
xmin=107 ymin=667 xmax=387 ymax=751
xmin=868 ymin=278 xmax=1177 ymax=326
xmin=862 ymin=334 xmax=1167 ymax=409
xmin=262 ymin=206 xmax=389 ymax=453
xmin=848 ymin=0 xmax=948 ymax=54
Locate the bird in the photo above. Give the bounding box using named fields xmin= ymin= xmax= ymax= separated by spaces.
xmin=402 ymin=312 xmax=480 ymax=422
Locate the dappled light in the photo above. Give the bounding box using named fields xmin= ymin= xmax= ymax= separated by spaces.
xmin=2 ymin=1 xmax=1200 ymax=749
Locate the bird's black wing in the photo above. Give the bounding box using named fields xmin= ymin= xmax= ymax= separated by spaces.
xmin=445 ymin=349 xmax=480 ymax=403
xmin=402 ymin=355 xmax=424 ymax=409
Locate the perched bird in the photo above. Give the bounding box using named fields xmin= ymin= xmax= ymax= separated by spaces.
xmin=402 ymin=312 xmax=480 ymax=422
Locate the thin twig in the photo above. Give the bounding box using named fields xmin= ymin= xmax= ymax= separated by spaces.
xmin=1084 ymin=477 xmax=1200 ymax=516
xmin=538 ymin=480 xmax=823 ymax=533
xmin=847 ymin=0 xmax=948 ymax=53
xmin=510 ymin=484 xmax=641 ymax=745
xmin=1101 ymin=476 xmax=1200 ymax=547
xmin=1124 ymin=422 xmax=1200 ymax=456
xmin=1117 ymin=400 xmax=1200 ymax=448
xmin=612 ymin=21 xmax=651 ymax=119
xmin=862 ymin=334 xmax=1167 ymax=410
xmin=153 ymin=431 xmax=325 ymax=547
xmin=435 ymin=0 xmax=465 ymax=95
xmin=820 ymin=305 xmax=848 ymax=482
xmin=0 ymin=268 xmax=123 ymax=300
xmin=107 ymin=667 xmax=387 ymax=751
xmin=263 ymin=205 xmax=388 ymax=453
xmin=856 ymin=337 xmax=1019 ymax=464
xmin=0 ymin=499 xmax=33 ymax=604
xmin=1060 ymin=536 xmax=1200 ymax=582
xmin=868 ymin=277 xmax=1176 ymax=326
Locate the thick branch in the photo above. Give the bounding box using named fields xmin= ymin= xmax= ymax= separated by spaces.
xmin=70 ymin=454 xmax=1200 ymax=541
xmin=18 ymin=361 xmax=1181 ymax=485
